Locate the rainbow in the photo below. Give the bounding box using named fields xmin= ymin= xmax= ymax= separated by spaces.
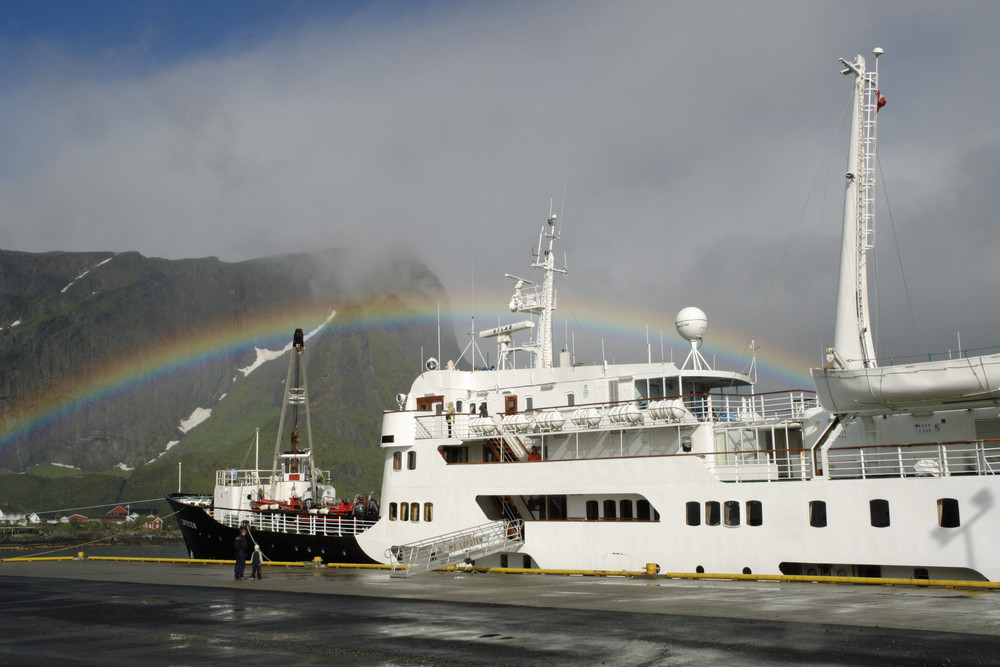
xmin=0 ymin=293 xmax=816 ymax=454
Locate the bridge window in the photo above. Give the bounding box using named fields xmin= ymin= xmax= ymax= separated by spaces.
xmin=686 ymin=501 xmax=701 ymax=526
xmin=424 ymin=502 xmax=434 ymax=522
xmin=400 ymin=502 xmax=409 ymax=522
xmin=526 ymin=397 xmax=533 ymax=410
xmin=586 ymin=500 xmax=599 ymax=520
xmin=620 ymin=499 xmax=634 ymax=519
xmin=724 ymin=500 xmax=740 ymax=526
xmin=456 ymin=400 xmax=463 ymax=412
xmin=389 ymin=503 xmax=397 ymax=521
xmin=637 ymin=499 xmax=651 ymax=521
xmin=938 ymin=498 xmax=960 ymax=528
xmin=393 ymin=452 xmax=402 ymax=471
xmin=407 ymin=451 xmax=417 ymax=470
xmin=603 ymin=499 xmax=617 ymax=519
xmin=870 ymin=499 xmax=890 ymax=527
xmin=567 ymin=393 xmax=575 ymax=407
xmin=705 ymin=501 xmax=721 ymax=526
xmin=809 ymin=500 xmax=827 ymax=527
xmin=410 ymin=502 xmax=420 ymax=522
xmin=747 ymin=500 xmax=763 ymax=526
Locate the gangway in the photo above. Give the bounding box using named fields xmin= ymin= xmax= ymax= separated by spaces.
xmin=388 ymin=519 xmax=524 ymax=578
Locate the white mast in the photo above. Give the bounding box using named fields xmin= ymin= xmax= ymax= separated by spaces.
xmin=831 ymin=48 xmax=883 ymax=370
xmin=500 ymin=214 xmax=567 ymax=369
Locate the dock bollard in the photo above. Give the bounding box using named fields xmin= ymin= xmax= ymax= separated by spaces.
xmin=645 ymin=563 xmax=660 ymax=575
xmin=312 ymin=556 xmax=323 ymax=566
xmin=75 ymin=552 xmax=86 ymax=560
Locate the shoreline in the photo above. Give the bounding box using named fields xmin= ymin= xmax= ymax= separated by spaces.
xmin=0 ymin=532 xmax=184 ymax=551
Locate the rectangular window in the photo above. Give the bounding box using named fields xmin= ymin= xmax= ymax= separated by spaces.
xmin=746 ymin=500 xmax=763 ymax=526
xmin=389 ymin=502 xmax=397 ymax=521
xmin=410 ymin=502 xmax=420 ymax=522
xmin=407 ymin=451 xmax=416 ymax=470
xmin=526 ymin=397 xmax=533 ymax=410
xmin=567 ymin=393 xmax=575 ymax=407
xmin=392 ymin=452 xmax=402 ymax=471
xmin=705 ymin=501 xmax=721 ymax=526
xmin=809 ymin=500 xmax=827 ymax=527
xmin=637 ymin=499 xmax=651 ymax=521
xmin=603 ymin=499 xmax=617 ymax=519
xmin=586 ymin=500 xmax=599 ymax=520
xmin=620 ymin=499 xmax=634 ymax=519
xmin=938 ymin=498 xmax=960 ymax=528
xmin=686 ymin=501 xmax=701 ymax=526
xmin=724 ymin=500 xmax=740 ymax=526
xmin=424 ymin=502 xmax=434 ymax=522
xmin=870 ymin=499 xmax=890 ymax=527
xmin=400 ymin=502 xmax=409 ymax=522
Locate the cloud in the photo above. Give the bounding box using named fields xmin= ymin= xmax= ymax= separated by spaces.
xmin=2 ymin=1 xmax=1000 ymax=381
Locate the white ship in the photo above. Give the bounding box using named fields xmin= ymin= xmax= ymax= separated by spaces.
xmin=351 ymin=48 xmax=1000 ymax=580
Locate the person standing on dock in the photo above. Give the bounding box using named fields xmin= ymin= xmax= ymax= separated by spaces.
xmin=250 ymin=545 xmax=263 ymax=580
xmin=234 ymin=527 xmax=249 ymax=580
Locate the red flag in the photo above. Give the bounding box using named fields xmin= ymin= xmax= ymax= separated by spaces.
xmin=876 ymin=90 xmax=886 ymax=111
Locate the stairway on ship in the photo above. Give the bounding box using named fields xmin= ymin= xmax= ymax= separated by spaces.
xmin=389 ymin=519 xmax=524 ymax=578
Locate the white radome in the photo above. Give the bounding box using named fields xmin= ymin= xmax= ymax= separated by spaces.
xmin=675 ymin=306 xmax=708 ymax=343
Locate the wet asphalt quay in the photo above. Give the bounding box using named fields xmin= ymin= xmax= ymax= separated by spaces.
xmin=2 ymin=560 xmax=1000 ymax=665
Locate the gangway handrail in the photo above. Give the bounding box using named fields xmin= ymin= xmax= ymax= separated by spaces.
xmin=388 ymin=519 xmax=524 ymax=578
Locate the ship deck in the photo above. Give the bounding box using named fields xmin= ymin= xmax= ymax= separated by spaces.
xmin=2 ymin=558 xmax=999 ymax=664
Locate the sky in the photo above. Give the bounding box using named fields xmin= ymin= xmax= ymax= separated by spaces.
xmin=2 ymin=1 xmax=1000 ymax=386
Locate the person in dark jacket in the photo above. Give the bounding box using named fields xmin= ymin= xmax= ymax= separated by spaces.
xmin=233 ymin=527 xmax=249 ymax=580
xmin=250 ymin=545 xmax=263 ymax=580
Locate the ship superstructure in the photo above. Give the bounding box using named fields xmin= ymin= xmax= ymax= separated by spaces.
xmin=354 ymin=50 xmax=1000 ymax=581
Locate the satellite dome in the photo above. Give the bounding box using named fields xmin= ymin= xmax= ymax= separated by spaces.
xmin=675 ymin=307 xmax=708 ymax=344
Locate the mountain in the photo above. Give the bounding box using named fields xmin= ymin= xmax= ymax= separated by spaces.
xmin=0 ymin=247 xmax=456 ymax=511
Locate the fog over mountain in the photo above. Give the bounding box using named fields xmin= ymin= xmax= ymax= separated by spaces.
xmin=2 ymin=2 xmax=1000 ymax=384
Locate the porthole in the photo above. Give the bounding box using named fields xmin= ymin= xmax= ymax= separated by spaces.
xmin=686 ymin=501 xmax=701 ymax=526
xmin=937 ymin=498 xmax=960 ymax=528
xmin=870 ymin=499 xmax=890 ymax=528
xmin=809 ymin=500 xmax=827 ymax=528
xmin=746 ymin=500 xmax=763 ymax=526
xmin=705 ymin=501 xmax=720 ymax=526
xmin=724 ymin=501 xmax=740 ymax=526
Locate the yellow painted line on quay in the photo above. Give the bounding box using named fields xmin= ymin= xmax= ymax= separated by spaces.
xmin=3 ymin=555 xmax=999 ymax=590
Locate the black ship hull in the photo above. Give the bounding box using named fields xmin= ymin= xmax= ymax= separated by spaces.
xmin=166 ymin=494 xmax=378 ymax=564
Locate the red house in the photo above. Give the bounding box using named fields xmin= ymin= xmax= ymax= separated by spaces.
xmin=105 ymin=506 xmax=129 ymax=522
xmin=142 ymin=517 xmax=163 ymax=531
xmin=67 ymin=514 xmax=88 ymax=523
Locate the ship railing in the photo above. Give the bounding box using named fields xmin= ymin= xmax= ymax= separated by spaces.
xmin=388 ymin=519 xmax=524 ymax=578
xmin=216 ymin=469 xmax=269 ymax=487
xmin=413 ymin=390 xmax=818 ymax=440
xmin=703 ymin=447 xmax=816 ymax=482
xmin=217 ymin=510 xmax=378 ymax=537
xmin=825 ymin=438 xmax=1000 ymax=480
